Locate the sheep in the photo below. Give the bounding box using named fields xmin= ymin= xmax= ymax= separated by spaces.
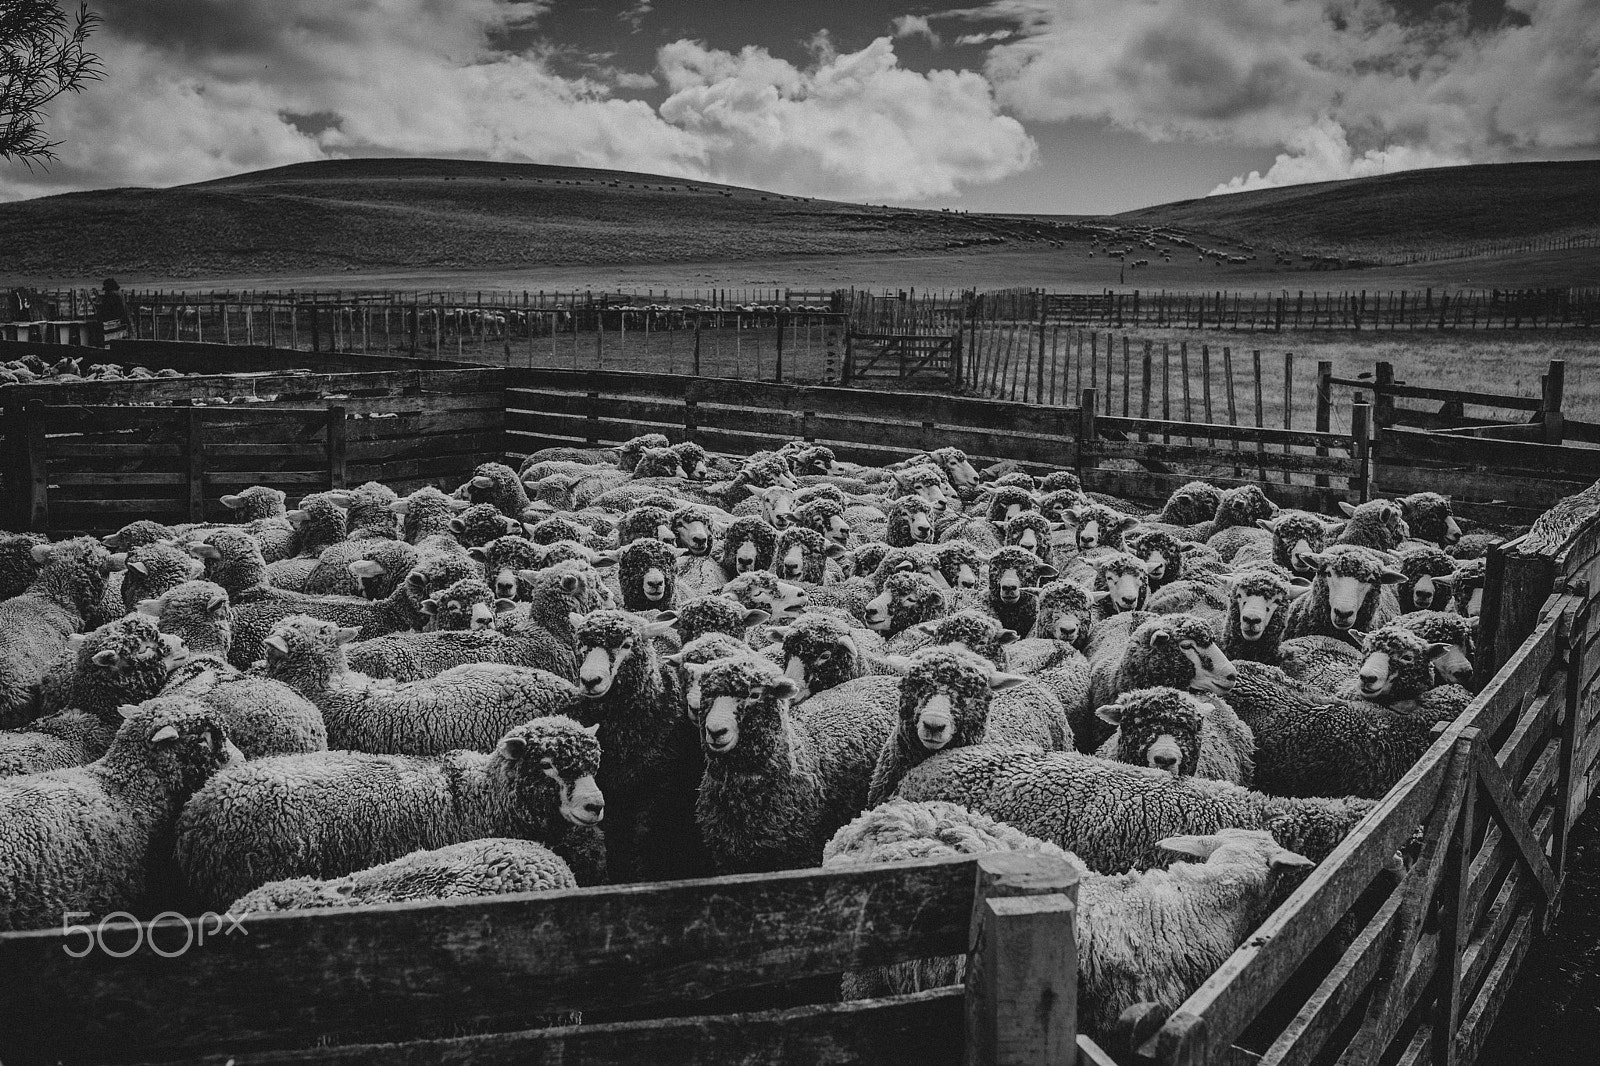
xmin=262 ymin=614 xmax=584 ymax=756
xmin=932 ymin=540 xmax=984 ymax=592
xmin=616 ymin=537 xmax=682 ymax=612
xmin=1001 ymin=510 xmax=1056 ymax=560
xmin=174 ymin=715 xmax=607 ymax=910
xmin=418 ymin=578 xmax=508 ymax=633
xmin=230 ymin=838 xmax=578 ymax=913
xmin=218 ymin=485 xmax=290 ymax=523
xmin=793 ymin=496 xmax=852 ymax=553
xmin=867 ymin=646 xmax=1063 ymax=806
xmin=1450 ymin=557 xmax=1487 ymax=618
xmin=1392 ymin=611 xmax=1477 ymax=688
xmin=772 ymin=525 xmax=845 ymax=584
xmin=304 ymin=538 xmax=419 ymax=599
xmin=1338 ymin=625 xmax=1470 ymax=719
xmin=671 ymin=504 xmax=729 ymax=597
xmin=1071 ymin=503 xmax=1138 ymax=553
xmin=1221 ymin=568 xmax=1311 ymax=663
xmin=1332 ymin=499 xmax=1410 ymax=552
xmin=617 ymin=433 xmax=672 ymax=472
xmin=1026 ymin=580 xmax=1100 ymax=651
xmin=1089 ymin=551 xmax=1152 ymax=618
xmin=1282 ymin=546 xmax=1405 ymax=641
xmin=526 ymin=516 xmax=595 ymax=548
xmin=0 ymin=697 xmax=242 ymax=930
xmin=616 ymin=505 xmax=678 ymax=548
xmin=922 ymin=446 xmax=983 ymax=494
xmin=673 ymin=440 xmax=711 ymax=481
xmin=117 ymin=541 xmax=205 ymax=613
xmin=1125 ymin=528 xmax=1188 ymax=593
xmin=826 ymin=804 xmax=1310 ymax=1040
xmin=1224 ymin=660 xmax=1450 ymax=797
xmin=667 ymin=632 xmax=766 ymax=712
xmin=868 ymin=571 xmax=949 ymax=640
xmin=264 ymin=492 xmax=351 ymax=590
xmin=185 ymin=527 xmax=273 ymax=603
xmin=1229 ymin=511 xmax=1332 ymax=578
xmin=1156 ymin=481 xmax=1225 ymax=530
xmin=570 ymin=610 xmax=711 ymax=881
xmin=0 ymin=538 xmax=125 ymax=728
xmin=1394 ymin=545 xmax=1459 ymax=614
xmin=894 ymin=742 xmax=1373 ymax=870
xmin=101 ymin=520 xmax=178 ymax=553
xmin=1450 ymin=533 xmax=1504 ymax=561
xmin=692 ymin=656 xmax=896 ymax=873
xmin=467 ymin=535 xmax=544 ymax=602
xmin=1085 ymin=613 xmax=1237 ymax=753
xmin=732 ymin=484 xmax=798 ymax=530
xmin=450 ymin=503 xmax=521 ymax=549
xmin=1277 ymin=635 xmax=1365 ymax=692
xmin=885 ymin=495 xmax=937 ymax=547
xmin=767 ymin=611 xmax=902 ymax=700
xmin=1094 ymin=685 xmax=1255 ymax=785
xmin=721 ymin=571 xmax=810 ymax=623
xmin=1203 ymin=486 xmax=1279 ymax=561
xmin=719 ymin=515 xmax=779 ymax=577
xmin=630 ymin=446 xmax=688 ymax=481
xmin=668 ymin=594 xmax=769 ymax=646
xmin=461 ymin=461 xmax=536 ymax=520
xmin=491 ymin=559 xmax=614 ymax=680
xmin=0 ymin=531 xmax=47 ymax=600
xmin=392 ymin=486 xmax=472 ymax=544
xmin=986 ymin=546 xmax=1058 ymax=637
xmin=2 ymin=617 xmax=183 ymax=776
xmin=1397 ymin=491 xmax=1462 ymax=548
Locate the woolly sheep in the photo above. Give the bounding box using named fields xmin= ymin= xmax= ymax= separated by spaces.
xmin=1450 ymin=557 xmax=1487 ymax=618
xmin=1220 ymin=568 xmax=1312 ymax=664
xmin=616 ymin=537 xmax=683 ymax=612
xmin=692 ymin=656 xmax=896 ymax=873
xmin=262 ymin=615 xmax=584 ymax=756
xmin=450 ymin=503 xmax=521 ymax=549
xmin=1236 ymin=512 xmax=1334 ymax=577
xmin=1094 ymin=685 xmax=1255 ymax=785
xmin=571 ymin=610 xmax=711 ymax=881
xmin=264 ymin=491 xmax=351 ymax=590
xmin=1392 ymin=611 xmax=1478 ymax=688
xmin=1086 ymin=614 xmax=1237 ymax=751
xmin=0 ymin=697 xmax=241 ymax=930
xmin=118 ymin=541 xmax=205 ymax=612
xmin=768 ymin=611 xmax=900 ymax=701
xmin=719 ymin=515 xmax=779 ymax=577
xmin=0 ymin=538 xmax=125 ymax=728
xmin=304 ymin=538 xmax=419 ymax=599
xmin=1125 ymin=528 xmax=1188 ymax=593
xmin=1397 ymin=492 xmax=1462 ymax=548
xmin=1282 ymin=546 xmax=1404 ymax=641
xmin=895 ymin=742 xmax=1374 ymax=871
xmin=1339 ymin=625 xmax=1470 ymax=719
xmin=419 ymin=577 xmax=507 ymax=633
xmin=175 ymin=715 xmax=607 ymax=910
xmin=1157 ymin=481 xmax=1225 ymax=529
xmin=1393 ymin=545 xmax=1459 ymax=614
xmin=772 ymin=525 xmax=845 ymax=584
xmin=1332 ymin=499 xmax=1410 ymax=552
xmin=1204 ymin=486 xmax=1279 ymax=560
xmin=1071 ymin=503 xmax=1138 ymax=553
xmin=985 ymin=546 xmax=1058 ymax=637
xmin=501 ymin=559 xmax=618 ymax=680
xmin=885 ymin=495 xmax=937 ymax=547
xmin=722 ymin=570 xmax=810 ymax=623
xmin=0 ymin=531 xmax=47 ymax=600
xmin=868 ymin=571 xmax=949 ymax=639
xmin=462 ymin=462 xmax=536 ymax=520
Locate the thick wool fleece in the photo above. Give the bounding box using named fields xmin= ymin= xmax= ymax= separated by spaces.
xmin=616 ymin=506 xmax=677 ymax=548
xmin=693 ymin=657 xmax=895 ymax=874
xmin=571 ymin=610 xmax=709 ymax=882
xmin=619 ymin=538 xmax=680 ymax=612
xmin=1398 ymin=492 xmax=1458 ymax=547
xmin=984 ymin=486 xmax=1037 ymax=527
xmin=420 ymin=578 xmax=499 ymax=633
xmin=1239 ymin=512 xmax=1331 ymax=577
xmin=895 ymin=742 xmax=1374 ymax=872
xmin=117 ymin=543 xmax=203 ymax=612
xmin=221 ymin=485 xmax=289 ymax=523
xmin=1333 ymin=500 xmax=1409 ymax=552
xmin=632 ymin=447 xmax=686 ymax=480
xmin=672 ymin=440 xmax=710 ymax=481
xmin=1028 ymin=581 xmax=1096 ymax=648
xmin=499 ymin=560 xmax=614 ymax=680
xmin=102 ymin=520 xmax=176 ymax=553
xmin=1090 ymin=552 xmax=1151 ymax=618
xmin=986 ymin=546 xmax=1055 ymax=636
xmin=673 ymin=595 xmax=759 ymax=645
xmin=231 ymin=837 xmax=577 ymax=913
xmin=5 ymin=617 xmax=179 ymax=776
xmin=1086 ymin=614 xmax=1235 ymax=752
xmin=0 ymin=697 xmax=241 ymax=930
xmin=1095 ymin=686 xmax=1255 ymax=785
xmin=1282 ymin=546 xmax=1401 ymax=642
xmin=337 ymin=481 xmax=399 ymax=541
xmin=1160 ymin=482 xmax=1225 ymax=527
xmin=872 ymin=571 xmax=948 ymax=639
xmin=772 ymin=526 xmax=836 ymax=585
xmin=1450 ymin=558 xmax=1487 ymax=616
xmin=469 ymin=535 xmax=542 ymax=602
xmin=1225 ymin=661 xmax=1444 ymax=798
xmin=303 ymin=539 xmax=419 ymax=600
xmin=265 ymin=492 xmax=350 ymax=589
xmin=1003 ymin=511 xmax=1055 ymax=558
xmin=885 ymin=495 xmax=936 ymax=548
xmin=0 ymin=538 xmax=120 ymax=728
xmin=1392 ymin=611 xmax=1477 ymax=688
xmin=1449 ymin=534 xmax=1503 ymax=561
xmin=526 ymin=516 xmax=588 ymax=547
xmin=617 ymin=433 xmax=672 ymax=472
xmin=463 ymin=462 xmax=533 ymax=519
xmin=1222 ymin=569 xmax=1301 ymax=663
xmin=1071 ymin=503 xmax=1137 ymax=552
xmin=146 ymin=581 xmax=328 ymax=760
xmin=719 ymin=516 xmax=779 ymax=578
xmin=0 ymin=532 xmax=48 ymax=599
xmin=867 ymin=647 xmax=1070 ymax=806
xmin=393 ymin=487 xmax=469 ymax=545
xmin=1126 ymin=529 xmax=1187 ymax=592
xmin=1394 ymin=545 xmax=1459 ymax=614
xmin=1335 ymin=627 xmax=1463 ymax=715
xmin=450 ymin=504 xmax=518 ymax=550
xmin=263 ymin=615 xmax=583 ymax=756
xmin=774 ymin=612 xmax=896 ymax=697
xmin=175 ymin=715 xmax=606 ymax=910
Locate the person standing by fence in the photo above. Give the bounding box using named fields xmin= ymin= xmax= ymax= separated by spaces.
xmin=96 ymin=278 xmax=129 ymax=342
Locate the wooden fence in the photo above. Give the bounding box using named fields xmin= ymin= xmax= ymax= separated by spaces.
xmin=1111 ymin=487 xmax=1600 ymax=1066
xmin=1 ymin=365 xmax=507 ymax=534
xmin=0 ymin=849 xmax=1115 ymax=1066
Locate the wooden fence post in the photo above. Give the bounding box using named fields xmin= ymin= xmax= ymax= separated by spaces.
xmin=1315 ymin=360 xmax=1333 ymax=493
xmin=963 ymin=852 xmax=1080 ymax=1066
xmin=1374 ymin=361 xmax=1395 ymax=428
xmin=586 ymin=393 xmax=601 ymax=445
xmin=186 ymin=409 xmax=205 ymax=523
xmin=1542 ymin=359 xmax=1565 ymax=444
xmin=1351 ymin=401 xmax=1371 ymax=504
xmin=1078 ymin=389 xmax=1097 ymax=481
xmin=326 ymin=406 xmax=347 ymax=490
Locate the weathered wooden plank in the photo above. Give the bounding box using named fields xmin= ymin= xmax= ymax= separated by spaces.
xmin=1083 ymin=470 xmax=1337 ymax=512
xmin=1495 ymin=691 xmax=1558 ymax=780
xmin=1379 ymin=428 xmax=1600 ymax=478
xmin=1373 ymin=464 xmax=1585 ymax=510
xmin=1324 ymin=379 xmax=1542 ymax=411
xmin=1474 ymin=747 xmax=1559 ymax=903
xmin=0 ymin=855 xmax=989 ymax=1062
xmin=1087 ymin=440 xmax=1353 ymax=476
xmin=49 ymin=472 xmax=186 ymax=486
xmin=1465 ymin=760 xmax=1558 ymax=934
xmin=1458 ymin=864 xmax=1533 ymax=1003
xmin=1097 ymin=416 xmax=1342 ymax=450
xmin=1475 ymin=586 xmax=1562 ymax=715
xmin=143 ymin=989 xmax=966 ymax=1066
xmin=1452 ymin=908 xmax=1538 ymax=1066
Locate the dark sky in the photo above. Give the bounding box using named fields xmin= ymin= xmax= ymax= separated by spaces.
xmin=3 ymin=0 xmax=1596 ymax=212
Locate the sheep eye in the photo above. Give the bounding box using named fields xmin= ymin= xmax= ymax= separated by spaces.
xmin=1180 ymin=640 xmax=1196 ymax=651
xmin=539 ymin=757 xmax=555 ymax=770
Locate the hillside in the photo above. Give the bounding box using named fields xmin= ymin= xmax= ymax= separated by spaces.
xmin=1 ymin=156 xmax=1595 ymax=282
xmin=1115 ymin=160 xmax=1600 ymax=262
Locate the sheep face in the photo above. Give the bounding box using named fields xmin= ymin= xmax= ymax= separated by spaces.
xmin=1408 ymin=571 xmax=1454 ymax=612
xmin=1351 ymin=628 xmax=1451 ymax=701
xmin=1336 ymin=500 xmax=1410 ymax=550
xmin=217 ymin=486 xmax=287 ymax=522
xmin=1094 ymin=553 xmax=1149 ymax=613
xmin=673 ymin=509 xmax=716 ymax=556
xmin=473 ymin=536 xmax=543 ymax=601
xmin=496 ymin=717 xmax=605 ymax=826
xmin=1399 ymin=492 xmax=1461 ymax=547
xmin=935 ymin=543 xmax=982 ymax=590
xmin=988 ymin=548 xmax=1056 ymax=607
xmin=113 ymin=697 xmax=244 ymax=798
xmin=1003 ymin=512 xmax=1053 ymax=557
xmin=1394 ymin=612 xmax=1478 ymax=687
xmin=1156 ymin=828 xmax=1313 ymax=871
xmin=889 ymin=496 xmax=935 ymax=544
xmin=773 ymin=527 xmax=842 ymax=583
xmin=572 ymin=610 xmax=673 ymax=698
xmin=930 ymin=447 xmax=980 ymax=490
xmin=1034 ymin=581 xmax=1096 ymax=646
xmin=1258 ymin=513 xmax=1330 ymax=576
xmin=899 ymin=648 xmax=1026 ymax=752
xmin=722 ymin=517 xmax=778 ymax=574
xmin=866 ymin=572 xmax=947 ymax=634
xmin=1228 ymin=572 xmax=1308 ymax=642
xmin=1071 ymin=505 xmax=1135 ymax=551
xmin=893 ymin=466 xmax=957 ymax=515
xmin=694 ymin=658 xmax=796 ymax=758
xmin=749 ymin=486 xmax=798 ymax=529
xmin=1097 ymin=687 xmax=1207 ymax=776
xmin=772 ymin=614 xmax=862 ymax=699
xmin=1126 ymin=530 xmax=1184 ymax=586
xmin=1160 ymin=481 xmax=1223 ymax=526
xmin=1307 ymin=548 xmax=1406 ymax=631
xmin=1134 ymin=616 xmax=1237 ymax=695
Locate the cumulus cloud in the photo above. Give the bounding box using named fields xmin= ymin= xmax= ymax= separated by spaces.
xmin=0 ymin=1 xmax=1033 ymax=203
xmin=950 ymin=0 xmax=1600 ymax=192
xmin=892 ymin=14 xmax=942 ymax=45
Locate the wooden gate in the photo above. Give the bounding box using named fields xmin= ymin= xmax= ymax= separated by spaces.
xmin=842 ymin=330 xmax=962 ymax=388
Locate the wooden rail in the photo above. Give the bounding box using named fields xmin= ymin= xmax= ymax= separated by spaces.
xmin=0 ymin=850 xmax=1104 ymax=1066
xmin=1114 ymin=483 xmax=1600 ymax=1066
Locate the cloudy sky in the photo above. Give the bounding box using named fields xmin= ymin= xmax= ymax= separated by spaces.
xmin=3 ymin=0 xmax=1597 ymax=212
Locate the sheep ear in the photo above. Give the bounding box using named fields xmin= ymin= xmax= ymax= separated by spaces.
xmin=1378 ymin=569 xmax=1407 ymax=585
xmin=335 ymin=627 xmax=360 ymax=645
xmin=581 ymin=721 xmax=601 ymax=737
xmin=1095 ymin=702 xmax=1126 ymax=725
xmin=448 ymin=499 xmax=472 ymax=512
xmin=1348 ymin=628 xmax=1368 ymax=645
xmin=188 ymin=544 xmax=222 ymax=561
xmin=1287 ymin=578 xmax=1313 ymax=599
xmin=590 ymin=556 xmax=617 ymax=570
xmin=1035 ymin=564 xmax=1059 ymax=580
xmin=1425 ymin=642 xmax=1454 ymax=661
xmin=388 ymin=499 xmax=412 ymax=515
xmin=765 ymin=625 xmax=792 ymax=639
xmin=66 ymin=633 xmax=86 ymax=654
xmin=123 ymin=558 xmax=148 ymax=575
xmin=1156 ymin=835 xmax=1217 ymax=859
xmin=1337 ymin=501 xmax=1358 ymax=517
xmin=468 ymin=546 xmax=488 ymax=561
xmin=1090 ymin=590 xmax=1112 ymax=604
xmin=105 ymin=552 xmax=128 ymax=573
xmin=1304 ymin=552 xmax=1331 ymax=569
xmin=1432 ymin=574 xmax=1456 ymax=589
xmin=419 ymin=600 xmax=440 ymax=616
xmin=742 ymin=609 xmax=771 ymax=627
xmin=1270 ymin=848 xmax=1316 ymax=869
xmin=568 ymin=611 xmax=587 ymax=629
xmin=879 ymin=653 xmax=916 ymax=674
xmin=988 ymin=671 xmax=1029 ymax=691
xmin=1256 ymin=517 xmax=1278 ymax=532
xmin=219 ymin=494 xmax=243 ymax=509
xmin=496 ymin=735 xmax=528 ymax=760
xmin=1465 ymin=616 xmax=1481 ymax=633
xmin=1147 ymin=628 xmax=1175 ymax=647
xmin=136 ymin=598 xmax=163 ymax=618
xmin=493 ymin=598 xmax=518 ymax=614
xmin=997 ymin=629 xmax=1020 ymax=645
xmin=766 ymin=676 xmax=800 ymax=700
xmin=286 ymin=510 xmax=309 ymax=527
xmin=515 ymin=569 xmax=538 ymax=582
xmin=208 ymin=594 xmax=228 ymax=614
xmin=348 ymin=560 xmax=385 ymax=580
xmin=823 ymin=542 xmax=847 ymax=559
xmin=448 ymin=518 xmax=467 ymax=533
xmin=118 ymin=703 xmax=141 ymax=720
xmin=148 ymin=724 xmax=181 ymax=745
xmin=91 ymin=649 xmax=120 ymax=668
xmin=642 ymin=619 xmax=676 ymax=639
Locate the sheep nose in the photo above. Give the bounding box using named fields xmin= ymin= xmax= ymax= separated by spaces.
xmin=1153 ymin=753 xmax=1178 ymax=770
xmin=1454 ymin=665 xmax=1474 ymax=684
xmin=1359 ymin=671 xmax=1380 ymax=688
xmin=691 ymin=535 xmax=708 ymax=551
xmin=582 ymin=799 xmax=605 ymax=818
xmin=1332 ymin=609 xmax=1355 ymax=627
xmin=1414 ymin=591 xmax=1432 ymax=606
xmin=705 ymin=725 xmax=729 ymax=743
xmin=496 ymin=580 xmax=517 ymax=597
xmin=580 ymin=675 xmax=604 ymax=692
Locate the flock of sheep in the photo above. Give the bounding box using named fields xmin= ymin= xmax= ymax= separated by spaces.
xmin=0 ymin=433 xmax=1507 ymax=1039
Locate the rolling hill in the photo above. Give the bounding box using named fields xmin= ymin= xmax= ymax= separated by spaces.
xmin=1 ymin=156 xmax=1595 ymax=282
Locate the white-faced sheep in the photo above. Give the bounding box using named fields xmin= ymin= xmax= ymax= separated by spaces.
xmin=1282 ymin=546 xmax=1404 ymax=641
xmin=691 ymin=656 xmax=895 ymax=873
xmin=1235 ymin=511 xmax=1333 ymax=578
xmin=885 ymin=495 xmax=937 ymax=547
xmin=772 ymin=525 xmax=846 ymax=585
xmin=1220 ymin=568 xmax=1312 ymax=664
xmin=1392 ymin=611 xmax=1477 ymax=689
xmin=1094 ymin=685 xmax=1254 ymax=785
xmin=869 ymin=571 xmax=950 ymax=641
xmin=175 ymin=715 xmax=607 ymax=910
xmin=1085 ymin=614 xmax=1237 ymax=749
xmin=0 ymin=697 xmax=241 ymax=930
xmin=570 ymin=610 xmax=711 ymax=881
xmin=1338 ymin=625 xmax=1471 ymax=720
xmin=0 ymin=538 xmax=125 ymax=728
xmin=502 ymin=559 xmax=618 ymax=680
xmin=1450 ymin=557 xmax=1487 ymax=618
xmin=719 ymin=515 xmax=779 ymax=577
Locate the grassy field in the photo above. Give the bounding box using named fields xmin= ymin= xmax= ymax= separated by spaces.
xmin=5 ymin=157 xmax=1599 ymax=288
